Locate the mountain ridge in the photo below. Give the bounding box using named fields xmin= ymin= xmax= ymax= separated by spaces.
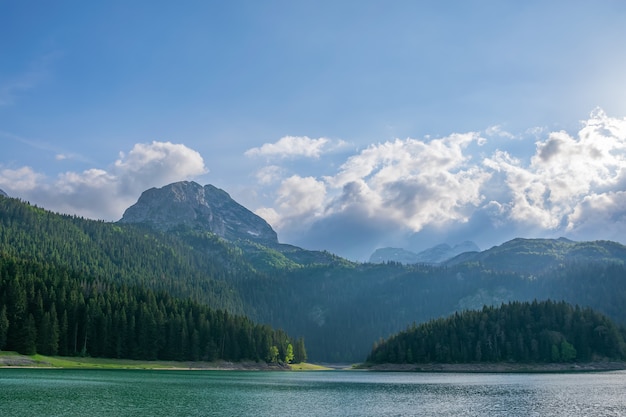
xmin=444 ymin=237 xmax=626 ymax=274
xmin=370 ymin=241 xmax=480 ymax=264
xmin=119 ymin=181 xmax=279 ymax=246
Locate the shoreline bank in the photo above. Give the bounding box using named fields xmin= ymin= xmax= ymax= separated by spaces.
xmin=0 ymin=352 xmax=322 ymax=371
xmin=362 ymin=361 xmax=626 ymax=373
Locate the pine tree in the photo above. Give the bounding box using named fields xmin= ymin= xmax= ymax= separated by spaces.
xmin=0 ymin=306 xmax=9 ymax=350
xmin=294 ymin=337 xmax=307 ymax=363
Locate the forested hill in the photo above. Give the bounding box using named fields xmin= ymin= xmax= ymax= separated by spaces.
xmin=0 ymin=195 xmax=255 ymax=313
xmin=0 ymin=254 xmax=305 ymax=363
xmin=445 ymin=237 xmax=626 ymax=274
xmin=0 ymin=195 xmax=309 ymax=362
xmin=367 ymin=300 xmax=626 ymax=365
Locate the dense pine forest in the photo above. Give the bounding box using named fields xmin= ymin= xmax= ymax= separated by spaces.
xmin=0 ymin=254 xmax=305 ymax=363
xmin=367 ymin=300 xmax=626 ymax=364
xmin=0 ymin=196 xmax=252 ymax=313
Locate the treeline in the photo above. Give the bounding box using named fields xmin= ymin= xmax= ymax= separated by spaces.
xmin=233 ymin=258 xmax=626 ymax=362
xmin=235 ymin=262 xmax=537 ymax=362
xmin=367 ymin=300 xmax=626 ymax=364
xmin=0 ymin=254 xmax=306 ymax=363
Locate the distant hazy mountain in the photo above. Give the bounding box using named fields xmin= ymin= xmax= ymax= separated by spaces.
xmin=369 ymin=241 xmax=480 ymax=264
xmin=0 ymin=189 xmax=7 ymax=197
xmin=119 ymin=181 xmax=278 ymax=246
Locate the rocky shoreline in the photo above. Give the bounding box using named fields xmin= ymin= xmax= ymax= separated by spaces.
xmin=363 ymin=361 xmax=626 ymax=373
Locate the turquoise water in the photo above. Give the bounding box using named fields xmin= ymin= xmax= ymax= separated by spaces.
xmin=1 ymin=369 xmax=626 ymax=416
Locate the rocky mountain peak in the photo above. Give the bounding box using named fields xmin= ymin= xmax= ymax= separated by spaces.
xmin=119 ymin=181 xmax=278 ymax=245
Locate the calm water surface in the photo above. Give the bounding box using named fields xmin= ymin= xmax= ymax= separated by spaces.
xmin=1 ymin=369 xmax=625 ymax=416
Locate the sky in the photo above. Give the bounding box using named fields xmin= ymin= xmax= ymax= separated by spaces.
xmin=2 ymin=1 xmax=626 ymax=261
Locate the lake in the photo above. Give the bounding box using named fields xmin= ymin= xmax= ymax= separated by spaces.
xmin=1 ymin=369 xmax=625 ymax=416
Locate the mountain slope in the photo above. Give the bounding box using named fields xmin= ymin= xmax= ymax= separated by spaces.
xmin=0 ymin=195 xmax=250 ymax=313
xmin=119 ymin=181 xmax=343 ymax=270
xmin=445 ymin=237 xmax=626 ymax=273
xmin=119 ymin=181 xmax=278 ymax=246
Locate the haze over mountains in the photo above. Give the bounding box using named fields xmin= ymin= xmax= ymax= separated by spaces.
xmin=369 ymin=241 xmax=480 ymax=264
xmin=2 ymin=181 xmax=626 ymax=362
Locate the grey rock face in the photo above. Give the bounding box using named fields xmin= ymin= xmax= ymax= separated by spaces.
xmin=119 ymin=181 xmax=278 ymax=245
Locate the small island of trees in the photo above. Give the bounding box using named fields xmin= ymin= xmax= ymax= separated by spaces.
xmin=367 ymin=300 xmax=626 ymax=365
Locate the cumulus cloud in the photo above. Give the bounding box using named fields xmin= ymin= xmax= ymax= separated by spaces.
xmin=257 ymin=109 xmax=626 ymax=258
xmin=483 ymin=109 xmax=626 ymax=232
xmin=0 ymin=166 xmax=44 ymax=191
xmin=325 ymin=133 xmax=490 ymax=230
xmin=257 ymin=132 xmax=491 ymax=239
xmin=113 ymin=141 xmax=207 ymax=196
xmin=245 ymin=135 xmax=346 ymax=159
xmin=0 ymin=141 xmax=207 ymax=220
xmin=257 ymin=175 xmax=327 ymax=231
xmin=567 ymin=191 xmax=626 ymax=237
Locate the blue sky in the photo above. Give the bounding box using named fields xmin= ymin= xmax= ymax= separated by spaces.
xmin=2 ymin=1 xmax=626 ymax=260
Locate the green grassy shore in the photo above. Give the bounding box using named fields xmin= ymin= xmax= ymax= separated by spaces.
xmin=0 ymin=351 xmax=331 ymax=371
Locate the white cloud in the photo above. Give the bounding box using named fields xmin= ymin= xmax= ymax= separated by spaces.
xmin=483 ymin=109 xmax=626 ymax=230
xmin=113 ymin=141 xmax=207 ymax=196
xmin=0 ymin=166 xmax=44 ymax=191
xmin=567 ymin=191 xmax=626 ymax=233
xmin=255 ymin=165 xmax=284 ymax=185
xmin=325 ymin=133 xmax=490 ymax=230
xmin=0 ymin=141 xmax=207 ymax=220
xmin=258 ymin=109 xmax=626 ymax=252
xmin=254 ymin=207 xmax=281 ymax=230
xmin=245 ymin=135 xmax=346 ymax=159
xmin=262 ymin=133 xmax=490 ymax=234
xmin=256 ymin=175 xmax=326 ymax=230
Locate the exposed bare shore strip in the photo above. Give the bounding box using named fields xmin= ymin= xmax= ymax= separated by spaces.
xmin=3 ymin=352 xmax=624 ymax=373
xmin=363 ymin=361 xmax=626 ymax=373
